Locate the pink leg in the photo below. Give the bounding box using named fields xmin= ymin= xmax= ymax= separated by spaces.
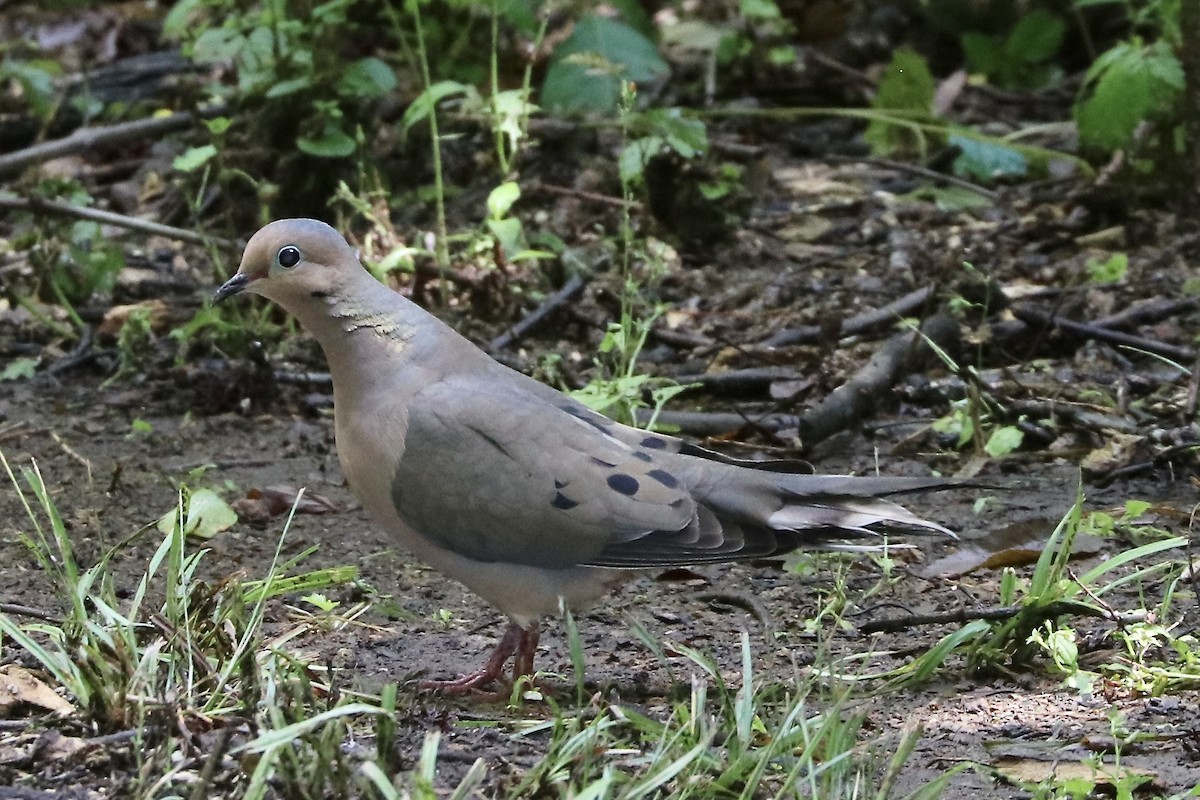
xmin=511 ymin=627 xmax=541 ymax=681
xmin=419 ymin=621 xmax=538 ymax=695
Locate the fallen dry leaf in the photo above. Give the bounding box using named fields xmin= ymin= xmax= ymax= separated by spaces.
xmin=922 ymin=519 xmax=1104 ymax=578
xmin=0 ymin=664 xmax=74 ymax=717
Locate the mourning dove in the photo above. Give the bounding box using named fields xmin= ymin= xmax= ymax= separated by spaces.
xmin=214 ymin=218 xmax=957 ymax=692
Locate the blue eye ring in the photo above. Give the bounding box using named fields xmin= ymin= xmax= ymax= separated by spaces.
xmin=278 ymin=245 xmax=301 ymax=268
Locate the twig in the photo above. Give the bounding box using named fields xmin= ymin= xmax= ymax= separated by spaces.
xmin=634 ymin=408 xmax=799 ymax=436
xmin=1011 ymin=304 xmax=1196 ymax=363
xmin=695 ymin=590 xmax=776 ymax=634
xmin=795 ymin=314 xmax=961 ymax=452
xmin=0 ymin=105 xmax=224 ymax=178
xmin=187 ymin=727 xmax=235 ymax=800
xmin=0 ymin=603 xmax=62 ymax=624
xmin=762 ymin=284 xmax=938 ymax=348
xmin=526 ymin=180 xmax=643 ymax=210
xmin=0 ymin=195 xmax=235 ymax=250
xmin=489 ymin=273 xmax=588 ymax=351
xmin=858 ymin=599 xmax=1146 ymax=634
xmin=1092 ymin=296 xmax=1199 ymax=330
xmin=672 ymin=367 xmax=803 ymax=395
xmin=826 ymin=154 xmax=1000 ymax=201
xmin=49 ymin=431 xmax=93 ymax=484
xmin=649 ymin=325 xmax=715 ymax=350
xmin=1093 ymin=440 xmax=1200 ymax=486
xmin=0 ymin=421 xmax=34 ymax=444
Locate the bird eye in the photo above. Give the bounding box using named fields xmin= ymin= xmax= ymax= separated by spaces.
xmin=277 ymin=246 xmax=301 ymax=269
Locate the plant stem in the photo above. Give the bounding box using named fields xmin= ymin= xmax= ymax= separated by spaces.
xmin=407 ymin=0 xmax=450 ymax=273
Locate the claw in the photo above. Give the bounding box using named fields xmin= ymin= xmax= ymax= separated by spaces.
xmin=418 ymin=621 xmax=541 ymax=696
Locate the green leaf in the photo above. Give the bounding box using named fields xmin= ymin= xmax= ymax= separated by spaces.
xmin=339 ymin=57 xmax=396 ymax=99
xmin=865 ymin=47 xmax=934 ymax=156
xmin=491 ymin=89 xmax=538 ymax=151
xmin=1006 ymin=9 xmax=1064 ymax=64
xmin=191 ymin=27 xmax=246 ymax=64
xmin=486 ymin=181 xmax=521 ymax=220
xmin=1122 ymin=499 xmax=1151 ymax=519
xmin=1 ymin=60 xmax=61 ymax=120
xmin=157 ymin=488 xmax=238 ymax=540
xmin=402 ymin=80 xmax=470 ymax=132
xmin=950 ymin=134 xmax=1027 ymax=181
xmin=302 ymin=593 xmax=339 ymax=611
xmin=961 ymin=32 xmax=1002 ymax=76
xmin=904 ymin=185 xmax=995 ymax=212
xmin=265 ymin=76 xmax=312 ymax=98
xmin=204 ymin=117 xmax=232 ymax=135
xmin=1086 ymin=252 xmax=1128 ymax=284
xmin=0 ymin=357 xmax=37 ymax=381
xmin=541 ymin=15 xmax=668 ymax=114
xmin=984 ymin=426 xmax=1024 ymax=458
xmin=741 ymin=0 xmax=781 ymax=19
xmin=162 ymin=0 xmax=205 ymax=39
xmin=634 ymin=109 xmax=707 ymax=157
xmin=486 ymin=217 xmax=523 ymax=257
xmin=871 ymin=47 xmax=934 ymax=114
xmin=1075 ymin=41 xmax=1183 ymax=150
xmin=297 ymin=121 xmax=356 ymax=157
xmin=619 ymin=136 xmax=665 ymax=185
xmin=172 ymin=144 xmax=218 ymax=173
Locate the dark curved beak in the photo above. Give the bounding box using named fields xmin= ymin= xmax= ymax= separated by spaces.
xmin=212 ymin=273 xmax=249 ymax=305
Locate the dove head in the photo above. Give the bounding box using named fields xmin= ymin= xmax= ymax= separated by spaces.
xmin=214 ymin=218 xmax=362 ymax=308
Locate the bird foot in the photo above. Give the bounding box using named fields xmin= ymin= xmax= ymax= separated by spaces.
xmin=417 ymin=668 xmax=504 ymax=696
xmin=418 ymin=621 xmax=542 ymax=698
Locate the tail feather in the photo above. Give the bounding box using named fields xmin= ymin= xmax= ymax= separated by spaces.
xmin=581 ymin=439 xmax=962 ymax=569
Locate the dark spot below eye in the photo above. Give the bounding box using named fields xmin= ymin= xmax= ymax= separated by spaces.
xmin=590 ymin=456 xmax=617 ymax=468
xmin=551 ymin=492 xmax=579 ymax=510
xmin=607 ymin=473 xmax=639 ymax=496
xmin=641 ymin=436 xmax=667 ymax=449
xmin=311 ymin=289 xmax=331 ymax=299
xmin=647 ymin=469 xmax=678 ymax=488
xmin=670 ymin=498 xmax=687 ymax=509
xmin=554 ymin=479 xmax=566 ymax=489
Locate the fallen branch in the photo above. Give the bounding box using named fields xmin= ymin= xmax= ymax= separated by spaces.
xmin=0 ymin=194 xmax=235 ymax=249
xmin=634 ymin=408 xmax=800 ymax=436
xmin=795 ymin=314 xmax=961 ymax=451
xmin=1011 ymin=303 xmax=1196 ymax=364
xmin=489 ymin=273 xmax=588 ymax=351
xmin=672 ymin=366 xmax=804 ymax=395
xmin=525 ymin=181 xmax=642 ymax=210
xmin=762 ymin=284 xmax=938 ymax=348
xmin=0 ymin=105 xmax=224 ymax=178
xmin=858 ymin=599 xmax=1147 ymax=634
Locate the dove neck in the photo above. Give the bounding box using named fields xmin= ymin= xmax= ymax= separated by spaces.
xmin=293 ymin=272 xmax=421 ymax=376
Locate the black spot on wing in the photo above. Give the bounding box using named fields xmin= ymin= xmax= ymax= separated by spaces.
xmin=633 ymin=451 xmax=653 ymax=462
xmin=551 ymin=492 xmax=579 ymax=510
xmin=641 ymin=436 xmax=667 ymax=449
xmin=647 ymin=468 xmax=678 ymax=488
xmin=590 ymin=456 xmax=617 ymax=468
xmin=607 ymin=473 xmax=639 ymax=496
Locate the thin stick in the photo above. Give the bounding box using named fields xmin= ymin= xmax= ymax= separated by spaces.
xmin=0 ymin=195 xmax=235 ymax=249
xmin=0 ymin=105 xmax=225 ymax=178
